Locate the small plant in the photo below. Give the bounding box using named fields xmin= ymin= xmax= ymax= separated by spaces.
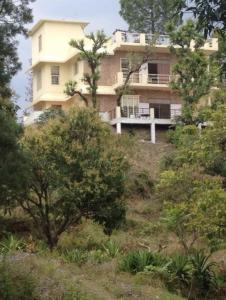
xmin=102 ymin=240 xmax=120 ymax=258
xmin=0 ymin=262 xmax=36 ymax=300
xmin=168 ymin=254 xmax=191 ymax=287
xmin=62 ymin=249 xmax=88 ymax=265
xmin=132 ymin=170 xmax=154 ymax=199
xmin=190 ymin=250 xmax=217 ymax=294
xmin=119 ymin=250 xmax=163 ymax=274
xmin=88 ymin=249 xmax=109 ymax=264
xmin=0 ymin=235 xmax=26 ymax=255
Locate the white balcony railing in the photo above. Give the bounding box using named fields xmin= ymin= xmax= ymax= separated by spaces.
xmin=116 ymin=72 xmax=173 ymax=86
xmin=113 ymin=31 xmax=218 ymax=50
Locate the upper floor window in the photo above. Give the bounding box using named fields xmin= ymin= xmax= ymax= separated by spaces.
xmin=51 ymin=66 xmax=60 ymax=85
xmin=38 ymin=35 xmax=42 ymax=52
xmin=120 ymin=58 xmax=130 ymax=73
xmin=37 ymin=69 xmax=42 ymax=91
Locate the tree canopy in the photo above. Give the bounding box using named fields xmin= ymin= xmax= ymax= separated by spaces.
xmin=0 ymin=0 xmax=35 ymax=98
xmin=119 ymin=0 xmax=178 ymax=33
xmin=19 ymin=109 xmax=129 ymax=249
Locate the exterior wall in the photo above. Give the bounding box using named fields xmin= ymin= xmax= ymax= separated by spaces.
xmin=31 ymin=21 xmax=86 ymax=67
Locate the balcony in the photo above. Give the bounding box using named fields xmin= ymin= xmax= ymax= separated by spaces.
xmin=115 ymin=72 xmax=173 ymax=90
xmin=112 ymin=31 xmax=218 ymax=53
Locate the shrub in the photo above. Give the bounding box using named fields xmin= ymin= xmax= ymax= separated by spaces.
xmin=190 ymin=251 xmax=217 ymax=294
xmin=129 ymin=170 xmax=154 ymax=199
xmin=167 ymin=254 xmax=191 ymax=287
xmin=102 ymin=240 xmax=120 ymax=258
xmin=62 ymin=249 xmax=88 ymax=265
xmin=0 ymin=235 xmax=26 ymax=255
xmin=119 ymin=251 xmax=165 ymax=274
xmin=0 ymin=262 xmax=36 ymax=300
xmin=88 ymin=249 xmax=109 ymax=264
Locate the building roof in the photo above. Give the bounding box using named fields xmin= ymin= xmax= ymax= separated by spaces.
xmin=29 ymin=19 xmax=89 ymax=36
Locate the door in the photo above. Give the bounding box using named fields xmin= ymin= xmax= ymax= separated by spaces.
xmin=148 ymin=63 xmax=158 ymax=83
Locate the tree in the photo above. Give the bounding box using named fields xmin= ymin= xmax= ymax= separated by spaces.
xmin=168 ymin=20 xmax=215 ymax=124
xmin=157 ymin=166 xmax=226 ymax=253
xmin=0 ymin=102 xmax=24 ymax=211
xmin=64 ymin=31 xmax=109 ymax=109
xmin=0 ymin=0 xmax=35 ymax=98
xmin=19 ymin=109 xmax=129 ymax=249
xmin=119 ymin=0 xmax=179 ymax=34
xmin=158 ymin=101 xmax=226 ymax=251
xmin=171 ymin=0 xmax=226 ymax=37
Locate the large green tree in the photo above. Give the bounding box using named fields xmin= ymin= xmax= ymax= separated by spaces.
xmin=171 ymin=0 xmax=226 ymax=37
xmin=119 ymin=0 xmax=179 ymax=33
xmin=0 ymin=0 xmax=34 ymax=210
xmin=168 ymin=20 xmax=215 ymax=124
xmin=19 ymin=109 xmax=129 ymax=249
xmin=0 ymin=0 xmax=35 ymax=98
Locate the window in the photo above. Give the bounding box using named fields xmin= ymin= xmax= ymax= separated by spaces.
xmin=51 ymin=66 xmax=60 ymax=85
xmin=74 ymin=62 xmax=78 ymax=75
xmin=120 ymin=58 xmax=130 ymax=78
xmin=38 ymin=35 xmax=42 ymax=52
xmin=37 ymin=69 xmax=42 ymax=91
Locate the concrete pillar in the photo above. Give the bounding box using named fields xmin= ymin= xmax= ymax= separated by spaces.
xmin=150 ymin=108 xmax=156 ymax=144
xmin=116 ymin=122 xmax=121 ymax=134
xmin=140 ymin=33 xmax=146 ymax=45
xmin=150 ymin=122 xmax=156 ymax=144
xmin=116 ymin=106 xmax=121 ymax=134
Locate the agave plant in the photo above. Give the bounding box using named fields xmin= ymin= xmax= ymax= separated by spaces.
xmin=102 ymin=240 xmax=120 ymax=258
xmin=190 ymin=250 xmax=217 ymax=293
xmin=0 ymin=235 xmax=26 ymax=255
xmin=168 ymin=254 xmax=192 ymax=286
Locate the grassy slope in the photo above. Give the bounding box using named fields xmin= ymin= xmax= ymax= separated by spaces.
xmin=0 ymin=132 xmax=186 ymax=299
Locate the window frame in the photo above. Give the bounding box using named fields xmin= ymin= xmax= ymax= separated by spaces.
xmin=51 ymin=66 xmax=60 ymax=85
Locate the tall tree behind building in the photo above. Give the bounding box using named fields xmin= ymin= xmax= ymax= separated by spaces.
xmin=119 ymin=0 xmax=179 ymax=33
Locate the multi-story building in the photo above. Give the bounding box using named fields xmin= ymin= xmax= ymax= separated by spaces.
xmin=24 ymin=19 xmax=218 ymax=142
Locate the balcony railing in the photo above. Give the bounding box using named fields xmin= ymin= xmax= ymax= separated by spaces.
xmin=145 ymin=34 xmax=170 ymax=45
xmin=108 ymin=105 xmax=182 ymax=121
xmin=121 ymin=32 xmax=141 ymax=43
xmin=117 ymin=72 xmax=173 ymax=85
xmin=113 ymin=31 xmax=217 ymax=50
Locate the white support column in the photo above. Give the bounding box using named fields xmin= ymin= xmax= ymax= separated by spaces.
xmin=116 ymin=106 xmax=121 ymax=134
xmin=116 ymin=123 xmax=121 ymax=134
xmin=150 ymin=108 xmax=156 ymax=144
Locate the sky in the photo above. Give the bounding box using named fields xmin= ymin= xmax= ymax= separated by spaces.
xmin=11 ymin=0 xmax=127 ymax=116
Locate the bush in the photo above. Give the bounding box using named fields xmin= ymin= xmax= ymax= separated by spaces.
xmin=102 ymin=240 xmax=121 ymax=258
xmin=0 ymin=261 xmax=36 ymax=300
xmin=0 ymin=235 xmax=26 ymax=255
xmin=129 ymin=170 xmax=154 ymax=199
xmin=119 ymin=250 xmax=166 ymax=274
xmin=62 ymin=249 xmax=88 ymax=265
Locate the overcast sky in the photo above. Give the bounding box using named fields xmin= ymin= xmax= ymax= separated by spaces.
xmin=12 ymin=0 xmax=127 ymax=116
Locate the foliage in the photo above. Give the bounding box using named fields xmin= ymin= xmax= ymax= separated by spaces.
xmin=19 ymin=109 xmax=129 ymax=249
xmin=37 ymin=106 xmax=65 ymax=124
xmin=0 ymin=235 xmax=26 ymax=255
xmin=0 ymin=0 xmax=35 ymax=98
xmin=168 ymin=20 xmax=215 ymax=124
xmin=62 ymin=249 xmax=89 ymax=265
xmin=0 ymin=261 xmax=36 ymax=300
xmin=119 ymin=250 xmax=167 ymax=274
xmin=171 ymin=0 xmax=226 ymax=38
xmin=190 ymin=250 xmax=217 ymax=295
xmin=102 ymin=240 xmax=121 ymax=258
xmin=158 ymin=166 xmax=226 ymax=252
xmin=167 ymin=254 xmax=191 ymax=287
xmin=119 ymin=0 xmax=179 ymax=34
xmin=65 ymin=31 xmax=109 ymax=108
xmin=132 ymin=170 xmax=154 ymax=199
xmin=0 ymin=106 xmax=25 ymax=210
